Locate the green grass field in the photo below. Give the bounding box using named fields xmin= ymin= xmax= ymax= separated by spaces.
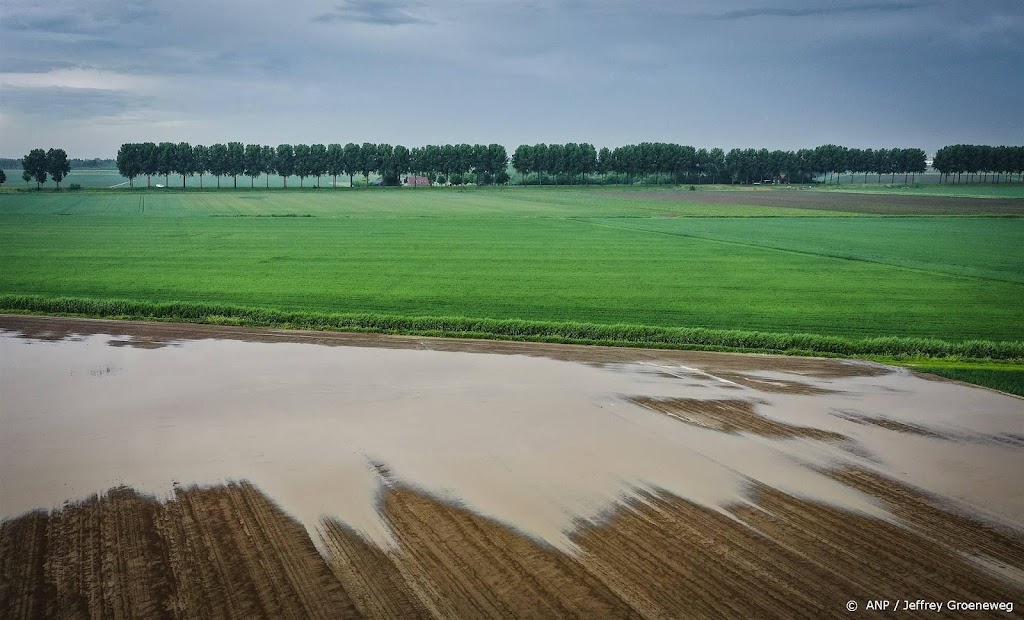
xmin=2 ymin=186 xmax=1023 ymax=368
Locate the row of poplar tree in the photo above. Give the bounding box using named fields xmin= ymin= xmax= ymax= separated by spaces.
xmin=114 ymin=142 xmax=932 ymax=187
xmin=512 ymin=144 xmax=931 ymax=185
xmin=16 ymin=142 xmax=1024 ymax=190
xmin=115 ymin=142 xmax=511 ymax=188
xmin=932 ymin=145 xmax=1024 ymax=183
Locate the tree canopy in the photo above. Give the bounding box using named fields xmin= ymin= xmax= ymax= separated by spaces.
xmin=22 ymin=149 xmax=49 ymax=188
xmin=103 ymin=140 xmax=1022 ymax=189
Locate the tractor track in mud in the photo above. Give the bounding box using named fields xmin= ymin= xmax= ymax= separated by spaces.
xmin=2 ymin=472 xmax=1021 ymax=619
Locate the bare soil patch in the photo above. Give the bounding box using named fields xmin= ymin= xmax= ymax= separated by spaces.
xmin=628 ymin=397 xmax=846 ymax=440
xmin=3 ymin=476 xmax=1020 ymax=619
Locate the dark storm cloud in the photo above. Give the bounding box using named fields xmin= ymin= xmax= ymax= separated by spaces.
xmin=705 ymin=1 xmax=933 ymax=21
xmin=0 ymin=86 xmax=151 ymax=119
xmin=1 ymin=0 xmax=1021 ymax=156
xmin=0 ymin=58 xmax=79 ymax=73
xmin=1 ymin=0 xmax=159 ymax=35
xmin=311 ymin=0 xmax=434 ymax=26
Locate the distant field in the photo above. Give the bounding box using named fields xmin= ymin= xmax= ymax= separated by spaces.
xmin=2 ymin=187 xmax=1022 ymax=350
xmin=812 ymin=182 xmax=1024 ymax=199
xmin=1 ymin=168 xmax=360 ymax=189
xmin=0 ymin=186 xmax=859 ymax=218
xmin=8 ymin=168 xmax=1023 ymax=198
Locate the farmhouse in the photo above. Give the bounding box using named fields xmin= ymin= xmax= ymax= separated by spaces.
xmin=405 ymin=175 xmax=430 ymax=187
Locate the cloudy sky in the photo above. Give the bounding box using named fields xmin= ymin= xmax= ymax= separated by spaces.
xmin=1 ymin=0 xmax=1021 ymax=157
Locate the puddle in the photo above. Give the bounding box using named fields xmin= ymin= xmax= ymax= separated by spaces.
xmin=2 ymin=317 xmax=1023 ymax=551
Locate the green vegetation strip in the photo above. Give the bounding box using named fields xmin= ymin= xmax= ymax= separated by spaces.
xmin=3 ymin=294 xmax=1023 ymax=361
xmin=910 ymin=365 xmax=1024 ymax=398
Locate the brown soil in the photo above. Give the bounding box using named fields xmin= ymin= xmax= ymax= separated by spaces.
xmin=727 ymin=485 xmax=1022 ymax=618
xmin=628 ymin=396 xmax=846 ymax=440
xmin=832 ymin=467 xmax=1024 ymax=571
xmin=3 ymin=474 xmax=1020 ymax=620
xmin=0 ymin=314 xmax=887 ymax=379
xmin=832 ymin=409 xmax=947 ymax=438
xmin=703 ymin=370 xmax=836 ymax=394
xmin=321 ymin=519 xmax=433 ymax=620
xmin=612 ymin=188 xmax=1024 ymax=215
xmin=0 ymin=483 xmax=362 ymax=620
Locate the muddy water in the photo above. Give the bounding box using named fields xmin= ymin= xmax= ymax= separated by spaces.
xmin=1 ymin=317 xmax=1023 ymax=553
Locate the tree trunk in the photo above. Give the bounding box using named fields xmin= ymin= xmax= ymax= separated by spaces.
xmin=349 ymin=173 xmax=354 ymax=187
xmin=217 ymin=176 xmax=220 ymax=188
xmin=200 ymin=174 xmax=204 ymax=189
xmin=233 ymin=175 xmax=237 ymax=188
xmin=183 ymin=175 xmax=186 ymax=188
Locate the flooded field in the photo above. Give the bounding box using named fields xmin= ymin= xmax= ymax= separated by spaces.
xmin=1 ymin=315 xmax=1022 ymax=618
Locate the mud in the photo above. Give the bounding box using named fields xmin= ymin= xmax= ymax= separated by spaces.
xmin=1 ymin=315 xmax=1023 ymax=618
xmin=611 ymin=188 xmax=1024 ymax=215
xmin=833 ymin=409 xmax=947 ymax=438
xmin=627 ymin=396 xmax=847 ymax=440
xmin=2 ymin=477 xmax=1021 ymax=619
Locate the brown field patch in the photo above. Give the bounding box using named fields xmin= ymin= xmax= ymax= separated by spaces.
xmin=2 ymin=476 xmax=1021 ymax=620
xmin=628 ymin=396 xmax=846 ymax=440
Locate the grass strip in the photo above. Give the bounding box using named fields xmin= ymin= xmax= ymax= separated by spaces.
xmin=2 ymin=294 xmax=1023 ymax=362
xmin=910 ymin=365 xmax=1024 ymax=397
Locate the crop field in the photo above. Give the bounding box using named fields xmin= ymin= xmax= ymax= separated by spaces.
xmin=2 ymin=186 xmax=1023 ymax=354
xmin=815 ymin=182 xmax=1024 ymax=199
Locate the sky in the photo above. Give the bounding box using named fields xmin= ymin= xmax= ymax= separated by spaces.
xmin=1 ymin=0 xmax=1022 ymax=158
